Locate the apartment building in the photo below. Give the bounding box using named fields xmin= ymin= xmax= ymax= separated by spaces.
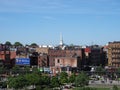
xmin=108 ymin=41 xmax=120 ymax=67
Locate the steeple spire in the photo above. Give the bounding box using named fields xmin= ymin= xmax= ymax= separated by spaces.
xmin=60 ymin=33 xmax=63 ymax=46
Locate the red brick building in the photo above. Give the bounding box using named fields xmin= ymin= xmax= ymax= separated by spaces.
xmin=38 ymin=54 xmax=49 ymax=67
xmin=0 ymin=44 xmax=16 ymax=68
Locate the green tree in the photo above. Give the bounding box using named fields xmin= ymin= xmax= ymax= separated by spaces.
xmin=36 ymin=85 xmax=42 ymax=90
xmin=25 ymin=73 xmax=40 ymax=87
xmin=51 ymin=76 xmax=60 ymax=88
xmin=75 ymin=72 xmax=89 ymax=87
xmin=41 ymin=75 xmax=50 ymax=85
xmin=8 ymin=75 xmax=27 ymax=89
xmin=5 ymin=41 xmax=12 ymax=46
xmin=59 ymin=72 xmax=68 ymax=84
xmin=0 ymin=66 xmax=7 ymax=81
xmin=24 ymin=66 xmax=30 ymax=74
xmin=32 ymin=67 xmax=40 ymax=74
xmin=117 ymin=67 xmax=120 ymax=77
xmin=30 ymin=43 xmax=38 ymax=47
xmin=117 ymin=67 xmax=120 ymax=73
xmin=12 ymin=65 xmax=20 ymax=74
xmin=14 ymin=42 xmax=23 ymax=46
xmin=69 ymin=73 xmax=76 ymax=83
xmin=0 ymin=66 xmax=6 ymax=74
xmin=95 ymin=66 xmax=105 ymax=75
xmin=8 ymin=73 xmax=42 ymax=89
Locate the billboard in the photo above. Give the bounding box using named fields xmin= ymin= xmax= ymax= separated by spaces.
xmin=38 ymin=67 xmax=50 ymax=72
xmin=16 ymin=58 xmax=30 ymax=65
xmin=44 ymin=67 xmax=50 ymax=72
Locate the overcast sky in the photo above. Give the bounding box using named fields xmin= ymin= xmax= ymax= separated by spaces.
xmin=0 ymin=0 xmax=120 ymax=45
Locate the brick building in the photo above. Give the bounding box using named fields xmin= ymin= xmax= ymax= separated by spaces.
xmin=48 ymin=49 xmax=66 ymax=66
xmin=53 ymin=57 xmax=81 ymax=75
xmin=84 ymin=47 xmax=91 ymax=66
xmin=48 ymin=48 xmax=84 ymax=66
xmin=47 ymin=48 xmax=85 ymax=75
xmin=0 ymin=44 xmax=16 ymax=68
xmin=55 ymin=57 xmax=79 ymax=67
xmin=38 ymin=54 xmax=49 ymax=67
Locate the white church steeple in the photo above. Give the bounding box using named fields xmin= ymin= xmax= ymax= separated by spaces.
xmin=59 ymin=33 xmax=63 ymax=46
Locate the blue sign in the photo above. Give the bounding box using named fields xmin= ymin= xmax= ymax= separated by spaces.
xmin=16 ymin=58 xmax=30 ymax=65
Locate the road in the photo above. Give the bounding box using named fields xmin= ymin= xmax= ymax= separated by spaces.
xmin=89 ymin=80 xmax=120 ymax=88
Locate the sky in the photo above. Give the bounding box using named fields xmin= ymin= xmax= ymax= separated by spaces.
xmin=0 ymin=0 xmax=120 ymax=46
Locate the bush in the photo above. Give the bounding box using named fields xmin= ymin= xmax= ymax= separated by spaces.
xmin=113 ymin=85 xmax=118 ymax=90
xmin=43 ymin=87 xmax=52 ymax=90
xmin=36 ymin=85 xmax=42 ymax=90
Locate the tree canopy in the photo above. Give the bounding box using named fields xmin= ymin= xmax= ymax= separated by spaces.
xmin=5 ymin=41 xmax=12 ymax=46
xmin=69 ymin=73 xmax=76 ymax=83
xmin=0 ymin=66 xmax=6 ymax=74
xmin=12 ymin=65 xmax=20 ymax=74
xmin=51 ymin=76 xmax=60 ymax=88
xmin=8 ymin=75 xmax=27 ymax=89
xmin=95 ymin=66 xmax=105 ymax=75
xmin=59 ymin=72 xmax=68 ymax=84
xmin=8 ymin=73 xmax=41 ymax=89
xmin=75 ymin=72 xmax=89 ymax=87
xmin=14 ymin=42 xmax=23 ymax=46
xmin=30 ymin=43 xmax=38 ymax=47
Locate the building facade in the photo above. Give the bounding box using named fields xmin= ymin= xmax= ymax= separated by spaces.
xmin=90 ymin=45 xmax=106 ymax=66
xmin=51 ymin=57 xmax=81 ymax=75
xmin=108 ymin=41 xmax=120 ymax=67
xmin=0 ymin=44 xmax=16 ymax=68
xmin=48 ymin=49 xmax=66 ymax=66
xmin=36 ymin=47 xmax=49 ymax=54
xmin=38 ymin=54 xmax=49 ymax=67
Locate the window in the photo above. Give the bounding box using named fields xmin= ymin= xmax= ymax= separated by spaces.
xmin=57 ymin=59 xmax=60 ymax=63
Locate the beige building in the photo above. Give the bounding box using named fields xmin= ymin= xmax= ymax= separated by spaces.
xmin=108 ymin=41 xmax=120 ymax=67
xmin=36 ymin=47 xmax=49 ymax=54
xmin=55 ymin=57 xmax=78 ymax=67
xmin=50 ymin=57 xmax=81 ymax=75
